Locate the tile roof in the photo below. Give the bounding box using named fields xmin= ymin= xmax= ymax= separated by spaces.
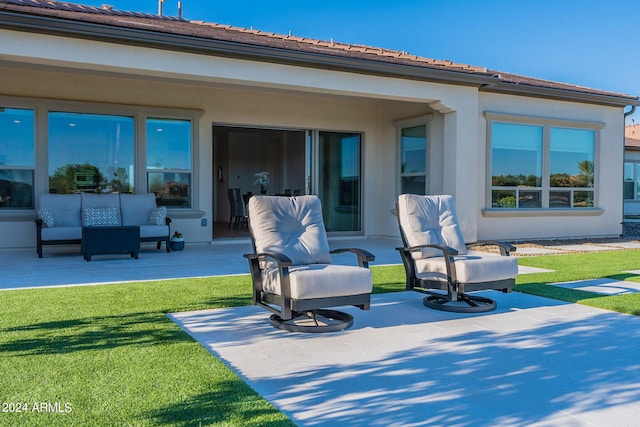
xmin=626 ymin=123 xmax=640 ymax=149
xmin=0 ymin=0 xmax=638 ymax=105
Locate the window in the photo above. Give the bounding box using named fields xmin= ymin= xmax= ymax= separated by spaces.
xmin=549 ymin=128 xmax=594 ymax=208
xmin=0 ymin=107 xmax=35 ymax=208
xmin=624 ymin=161 xmax=640 ymax=200
xmin=146 ymin=118 xmax=192 ymax=208
xmin=317 ymin=131 xmax=361 ymax=232
xmin=491 ymin=123 xmax=543 ymax=208
xmin=399 ymin=125 xmax=427 ymax=195
xmin=488 ymin=115 xmax=597 ymax=209
xmin=48 ymin=112 xmax=135 ymax=194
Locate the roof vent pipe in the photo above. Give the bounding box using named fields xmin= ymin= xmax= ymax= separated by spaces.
xmin=178 ymin=1 xmax=182 ymax=19
xmin=158 ymin=0 xmax=165 ymax=16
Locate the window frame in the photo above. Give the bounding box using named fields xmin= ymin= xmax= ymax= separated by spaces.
xmin=624 ymin=159 xmax=640 ymax=201
xmin=484 ymin=112 xmax=603 ymax=212
xmin=0 ymin=95 xmax=201 ymax=217
xmin=0 ymin=106 xmax=36 ymax=210
xmin=395 ymin=115 xmax=432 ymax=196
xmin=145 ymin=116 xmax=195 ymax=209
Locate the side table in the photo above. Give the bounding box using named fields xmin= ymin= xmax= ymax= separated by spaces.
xmin=82 ymin=226 xmax=140 ymax=261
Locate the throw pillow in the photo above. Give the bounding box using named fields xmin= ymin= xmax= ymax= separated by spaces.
xmin=148 ymin=206 xmax=167 ymax=226
xmin=82 ymin=207 xmax=121 ymax=227
xmin=38 ymin=208 xmax=55 ymax=227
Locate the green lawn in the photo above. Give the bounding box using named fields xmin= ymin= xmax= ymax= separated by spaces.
xmin=516 ymin=250 xmax=640 ymax=315
xmin=1 ymin=251 xmax=639 ymax=425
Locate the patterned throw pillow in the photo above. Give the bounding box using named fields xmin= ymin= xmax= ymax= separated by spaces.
xmin=38 ymin=208 xmax=55 ymax=227
xmin=148 ymin=206 xmax=167 ymax=226
xmin=81 ymin=207 xmax=121 ymax=227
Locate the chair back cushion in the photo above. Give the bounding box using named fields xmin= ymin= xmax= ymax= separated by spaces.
xmin=39 ymin=194 xmax=82 ymax=227
xmin=248 ymin=195 xmax=331 ymax=266
xmin=81 ymin=193 xmax=120 ymax=209
xmin=120 ymin=193 xmax=157 ymax=226
xmin=397 ymin=194 xmax=468 ymax=259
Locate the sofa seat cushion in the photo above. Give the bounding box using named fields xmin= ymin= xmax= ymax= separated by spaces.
xmin=261 ymin=264 xmax=372 ymax=299
xmin=138 ymin=224 xmax=169 ymax=239
xmin=39 ymin=194 xmax=82 ymax=227
xmin=41 ymin=226 xmax=82 ymax=241
xmin=120 ymin=193 xmax=157 ymax=226
xmin=415 ymin=254 xmax=518 ymax=284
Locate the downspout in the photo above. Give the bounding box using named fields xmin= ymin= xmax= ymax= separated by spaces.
xmin=622 ymin=106 xmax=636 ymax=236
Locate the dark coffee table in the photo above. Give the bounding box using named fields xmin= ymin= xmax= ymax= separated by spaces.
xmin=82 ymin=226 xmax=140 ymax=261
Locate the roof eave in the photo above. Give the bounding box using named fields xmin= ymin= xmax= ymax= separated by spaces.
xmin=480 ymin=81 xmax=640 ymax=108
xmin=0 ymin=9 xmax=498 ymax=87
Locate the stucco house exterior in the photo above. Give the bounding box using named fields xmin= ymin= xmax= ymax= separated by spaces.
xmin=1 ymin=0 xmax=639 ymax=250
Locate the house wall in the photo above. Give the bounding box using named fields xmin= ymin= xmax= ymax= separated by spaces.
xmin=477 ymin=92 xmax=625 ymax=240
xmin=0 ymin=28 xmax=629 ymax=249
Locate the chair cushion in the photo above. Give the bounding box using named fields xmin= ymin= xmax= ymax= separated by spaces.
xmin=397 ymin=194 xmax=468 ymax=259
xmin=138 ymin=224 xmax=169 ymax=238
xmin=262 ymin=264 xmax=372 ymax=299
xmin=120 ymin=193 xmax=157 ymax=226
xmin=148 ymin=206 xmax=167 ymax=225
xmin=41 ymin=226 xmax=82 ymax=241
xmin=81 ymin=193 xmax=121 ymax=209
xmin=415 ymin=254 xmax=518 ymax=284
xmin=39 ymin=194 xmax=82 ymax=227
xmin=38 ymin=207 xmax=55 ymax=227
xmin=248 ymin=195 xmax=331 ymax=266
xmin=81 ymin=207 xmax=121 ymax=227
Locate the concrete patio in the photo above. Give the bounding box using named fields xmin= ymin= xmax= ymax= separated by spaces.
xmin=0 ymin=237 xmax=403 ymax=290
xmin=170 ymin=290 xmax=640 ymax=427
xmin=4 ymin=237 xmax=640 ymax=426
xmin=4 ymin=236 xmax=640 ymax=291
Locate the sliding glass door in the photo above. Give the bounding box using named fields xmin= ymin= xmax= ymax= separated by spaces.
xmin=316 ymin=131 xmax=362 ymax=232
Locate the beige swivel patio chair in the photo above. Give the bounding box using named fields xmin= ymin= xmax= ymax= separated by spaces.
xmin=396 ymin=194 xmax=518 ymax=313
xmin=244 ymin=195 xmax=374 ymax=332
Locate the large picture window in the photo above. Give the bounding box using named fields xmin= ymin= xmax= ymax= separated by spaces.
xmin=0 ymin=107 xmax=35 ymax=208
xmin=146 ymin=118 xmax=192 ymax=207
xmin=488 ymin=115 xmax=597 ymax=209
xmin=48 ymin=112 xmax=135 ymax=194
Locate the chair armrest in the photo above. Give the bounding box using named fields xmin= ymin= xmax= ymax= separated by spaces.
xmin=397 ymin=243 xmax=459 ymax=257
xmin=467 ymin=241 xmax=516 ymax=256
xmin=243 ymin=251 xmax=293 ymax=268
xmin=330 ymin=248 xmax=375 ymax=267
xmin=35 ymin=218 xmax=43 ymax=228
xmin=165 ymin=217 xmax=172 ymax=225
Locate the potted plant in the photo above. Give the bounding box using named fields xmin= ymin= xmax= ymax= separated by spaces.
xmin=254 ymin=171 xmax=270 ymax=194
xmin=170 ymin=231 xmax=185 ymax=251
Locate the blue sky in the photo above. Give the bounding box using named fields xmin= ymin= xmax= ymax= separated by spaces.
xmin=80 ymin=0 xmax=637 ymax=118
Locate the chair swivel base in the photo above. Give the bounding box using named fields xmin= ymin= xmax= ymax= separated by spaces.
xmin=423 ymin=292 xmax=497 ymax=313
xmin=270 ymin=309 xmax=353 ymax=333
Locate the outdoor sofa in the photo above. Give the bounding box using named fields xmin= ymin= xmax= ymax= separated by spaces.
xmin=35 ymin=192 xmax=171 ymax=258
